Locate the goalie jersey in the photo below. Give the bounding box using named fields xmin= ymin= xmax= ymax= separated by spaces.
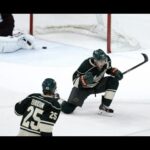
xmin=15 ymin=93 xmax=61 ymax=136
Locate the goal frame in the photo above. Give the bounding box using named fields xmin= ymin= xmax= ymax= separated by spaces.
xmin=29 ymin=14 xmax=112 ymax=53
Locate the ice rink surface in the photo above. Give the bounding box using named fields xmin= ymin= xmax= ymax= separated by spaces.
xmin=0 ymin=14 xmax=150 ymax=136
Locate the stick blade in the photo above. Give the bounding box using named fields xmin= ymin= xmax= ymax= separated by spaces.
xmin=141 ymin=53 xmax=148 ymax=62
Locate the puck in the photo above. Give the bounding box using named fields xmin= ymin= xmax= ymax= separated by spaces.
xmin=42 ymin=46 xmax=47 ymax=49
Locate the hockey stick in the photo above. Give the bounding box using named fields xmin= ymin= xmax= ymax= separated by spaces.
xmin=123 ymin=53 xmax=148 ymax=75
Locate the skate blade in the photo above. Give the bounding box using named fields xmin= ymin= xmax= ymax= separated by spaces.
xmin=98 ymin=110 xmax=114 ymax=117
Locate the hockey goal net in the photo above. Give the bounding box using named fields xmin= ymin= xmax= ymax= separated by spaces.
xmin=13 ymin=14 xmax=141 ymax=53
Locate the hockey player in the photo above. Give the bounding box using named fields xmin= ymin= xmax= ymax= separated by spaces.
xmin=0 ymin=14 xmax=14 ymax=36
xmin=0 ymin=32 xmax=35 ymax=53
xmin=15 ymin=78 xmax=61 ymax=136
xmin=61 ymin=49 xmax=123 ymax=116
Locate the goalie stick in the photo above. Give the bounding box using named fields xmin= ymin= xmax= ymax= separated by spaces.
xmin=123 ymin=53 xmax=148 ymax=75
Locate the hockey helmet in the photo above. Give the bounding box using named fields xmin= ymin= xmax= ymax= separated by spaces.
xmin=42 ymin=78 xmax=56 ymax=93
xmin=93 ymin=49 xmax=107 ymax=60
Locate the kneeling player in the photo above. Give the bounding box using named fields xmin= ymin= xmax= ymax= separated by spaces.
xmin=61 ymin=49 xmax=123 ymax=116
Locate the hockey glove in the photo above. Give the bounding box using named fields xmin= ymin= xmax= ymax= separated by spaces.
xmin=54 ymin=93 xmax=60 ymax=100
xmin=80 ymin=72 xmax=93 ymax=87
xmin=111 ymin=68 xmax=123 ymax=80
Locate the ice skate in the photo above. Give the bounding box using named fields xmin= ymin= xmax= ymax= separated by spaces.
xmin=98 ymin=104 xmax=114 ymax=117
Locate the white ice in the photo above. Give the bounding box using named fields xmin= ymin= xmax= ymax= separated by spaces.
xmin=0 ymin=14 xmax=150 ymax=136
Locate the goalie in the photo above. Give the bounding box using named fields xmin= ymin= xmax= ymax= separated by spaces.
xmin=61 ymin=49 xmax=123 ymax=116
xmin=0 ymin=32 xmax=35 ymax=53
